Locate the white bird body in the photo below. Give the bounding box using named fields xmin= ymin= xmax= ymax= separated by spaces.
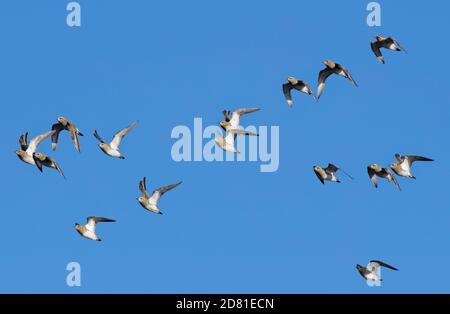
xmin=93 ymin=121 xmax=138 ymax=159
xmin=138 ymin=177 xmax=182 ymax=215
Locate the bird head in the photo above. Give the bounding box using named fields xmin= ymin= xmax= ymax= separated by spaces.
xmin=287 ymin=76 xmax=298 ymax=84
xmin=57 ymin=116 xmax=68 ymax=125
xmin=356 ymin=264 xmax=364 ymax=271
xmin=313 ymin=166 xmax=321 ymax=172
xmin=375 ymin=35 xmax=385 ymax=41
xmin=324 ymin=60 xmax=335 ymax=68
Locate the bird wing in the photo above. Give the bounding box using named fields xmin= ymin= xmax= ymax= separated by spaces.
xmin=52 ymin=158 xmax=66 ymax=179
xmin=86 ymin=216 xmax=116 ymax=232
xmin=342 ymin=67 xmax=358 ymax=86
xmin=27 ymin=130 xmax=55 ymax=154
xmin=282 ymin=83 xmax=293 ymax=107
xmin=93 ymin=130 xmax=105 ymax=143
xmin=406 ymin=155 xmax=434 ymax=166
xmin=86 ymin=217 xmax=97 ymax=232
xmin=313 ymin=168 xmax=325 ymax=184
xmin=32 ymin=154 xmax=44 ymax=173
xmin=386 ymin=169 xmax=402 ymax=190
xmin=367 ymin=167 xmax=378 ymax=188
xmin=229 ymin=129 xmax=258 ymax=137
xmin=68 ymin=124 xmax=81 ymax=152
xmin=371 ymin=41 xmax=384 ymax=64
xmin=325 ymin=163 xmax=339 ymax=174
xmin=229 ymin=108 xmax=260 ymax=129
xmin=391 ymin=37 xmax=407 ymax=53
xmin=293 ymin=81 xmax=316 ymax=99
xmin=317 ymin=68 xmax=333 ymax=99
xmin=110 ymin=121 xmax=138 ymax=150
xmin=221 ymin=110 xmax=231 ymax=122
xmin=329 ymin=163 xmax=354 ymax=180
xmin=151 ymin=181 xmax=182 ymax=203
xmin=369 ymin=260 xmax=398 ymax=271
xmin=139 ymin=177 xmax=150 ymax=199
xmin=19 ymin=132 xmax=29 ymax=151
xmin=51 ymin=123 xmax=64 ymax=151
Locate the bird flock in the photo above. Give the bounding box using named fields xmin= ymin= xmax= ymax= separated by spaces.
xmin=15 ymin=35 xmax=433 ymax=284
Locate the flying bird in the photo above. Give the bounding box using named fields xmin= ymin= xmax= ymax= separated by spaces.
xmin=51 ymin=116 xmax=84 ymax=152
xmin=367 ymin=163 xmax=401 ymax=190
xmin=138 ymin=177 xmax=182 ymax=215
xmin=371 ymin=35 xmax=407 ymax=64
xmin=220 ymin=108 xmax=260 ymax=132
xmin=217 ymin=108 xmax=260 ymax=153
xmin=390 ymin=154 xmax=433 ymax=179
xmin=282 ymin=76 xmax=316 ymax=107
xmin=356 ymin=260 xmax=398 ymax=283
xmin=317 ymin=60 xmax=357 ymax=99
xmin=16 ymin=130 xmax=55 ymax=167
xmin=313 ymin=163 xmax=354 ymax=184
xmin=75 ymin=216 xmax=116 ymax=241
xmin=33 ymin=152 xmax=65 ymax=178
xmin=93 ymin=121 xmax=138 ymax=159
xmin=215 ymin=123 xmax=258 ymax=153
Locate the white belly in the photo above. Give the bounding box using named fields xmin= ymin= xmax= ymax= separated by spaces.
xmin=83 ymin=231 xmax=98 ymax=241
xmin=23 ymin=154 xmax=35 ymax=165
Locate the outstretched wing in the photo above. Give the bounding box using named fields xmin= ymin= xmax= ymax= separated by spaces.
xmin=386 ymin=169 xmax=402 ymax=190
xmin=68 ymin=124 xmax=81 ymax=152
xmin=92 ymin=217 xmax=116 ymax=223
xmin=391 ymin=37 xmax=407 ymax=53
xmin=32 ymin=154 xmax=44 ymax=173
xmin=93 ymin=130 xmax=105 ymax=143
xmin=282 ymin=83 xmax=293 ymax=107
xmin=313 ymin=168 xmax=325 ymax=184
xmin=110 ymin=121 xmax=138 ymax=150
xmin=51 ymin=123 xmax=64 ymax=151
xmin=371 ymin=41 xmax=384 ymax=64
xmin=86 ymin=216 xmax=116 ymax=232
xmin=325 ymin=163 xmax=339 ymax=174
xmin=317 ymin=68 xmax=333 ymax=99
xmin=367 ymin=167 xmax=378 ymax=188
xmin=27 ymin=130 xmax=55 ymax=154
xmin=229 ymin=108 xmax=260 ymax=129
xmin=151 ymin=181 xmax=182 ymax=203
xmin=19 ymin=132 xmax=29 ymax=151
xmin=52 ymin=158 xmax=66 ymax=179
xmin=370 ymin=260 xmax=398 ymax=271
xmin=139 ymin=177 xmax=150 ymax=199
xmin=342 ymin=67 xmax=358 ymax=86
xmin=406 ymin=155 xmax=434 ymax=165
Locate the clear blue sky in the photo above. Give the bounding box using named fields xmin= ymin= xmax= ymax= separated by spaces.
xmin=1 ymin=1 xmax=449 ymax=293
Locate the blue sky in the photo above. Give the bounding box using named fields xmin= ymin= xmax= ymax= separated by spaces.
xmin=1 ymin=1 xmax=449 ymax=293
